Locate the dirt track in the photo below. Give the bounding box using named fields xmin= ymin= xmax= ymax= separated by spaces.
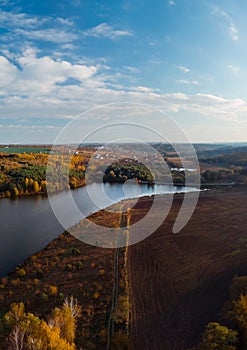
xmin=128 ymin=186 xmax=247 ymax=349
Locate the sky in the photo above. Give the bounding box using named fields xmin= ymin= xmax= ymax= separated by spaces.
xmin=0 ymin=0 xmax=247 ymax=143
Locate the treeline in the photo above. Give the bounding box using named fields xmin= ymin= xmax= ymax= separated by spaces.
xmin=200 ymin=151 xmax=247 ymax=168
xmin=0 ymin=166 xmax=47 ymax=197
xmin=201 ymin=169 xmax=247 ymax=184
xmin=192 ymin=275 xmax=247 ymax=350
xmin=197 ymin=146 xmax=247 ymax=159
xmin=0 ymin=153 xmax=87 ymax=197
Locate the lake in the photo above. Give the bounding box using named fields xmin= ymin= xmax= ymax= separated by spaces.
xmin=0 ymin=182 xmax=199 ymax=277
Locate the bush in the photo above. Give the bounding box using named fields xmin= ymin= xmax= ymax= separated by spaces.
xmin=48 ymin=285 xmax=58 ymax=296
xmin=16 ymin=268 xmax=26 ymax=277
xmin=71 ymin=247 xmax=81 ymax=255
xmin=11 ymin=279 xmax=20 ymax=286
xmin=113 ymin=295 xmax=130 ymax=325
xmin=65 ymin=264 xmax=73 ymax=271
xmin=111 ymin=331 xmax=129 ymax=350
xmin=77 ymin=261 xmax=83 ymax=269
xmin=41 ymin=293 xmax=48 ymax=301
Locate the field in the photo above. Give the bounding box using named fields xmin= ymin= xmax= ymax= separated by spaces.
xmin=0 ymin=146 xmax=51 ymax=154
xmin=128 ymin=186 xmax=247 ymax=349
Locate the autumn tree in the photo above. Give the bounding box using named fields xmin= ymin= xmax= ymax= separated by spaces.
xmin=50 ymin=296 xmax=81 ymax=345
xmin=196 ymin=322 xmax=238 ymax=350
xmin=8 ymin=326 xmax=25 ymax=350
xmin=33 ymin=180 xmax=40 ymax=193
xmin=232 ymin=294 xmax=247 ymax=346
xmin=113 ymin=295 xmax=130 ymax=325
xmin=4 ymin=299 xmax=80 ymax=350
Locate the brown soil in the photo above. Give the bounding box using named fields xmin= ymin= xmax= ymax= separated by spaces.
xmin=128 ymin=186 xmax=247 ymax=350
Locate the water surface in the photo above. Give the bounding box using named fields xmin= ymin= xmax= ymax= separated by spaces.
xmin=0 ymin=183 xmax=198 ymax=276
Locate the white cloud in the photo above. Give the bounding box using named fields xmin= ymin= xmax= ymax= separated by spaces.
xmin=169 ymin=1 xmax=176 ymax=6
xmin=0 ymin=10 xmax=78 ymax=46
xmin=130 ymin=86 xmax=158 ymax=93
xmin=212 ymin=7 xmax=239 ymax=41
xmin=178 ymin=66 xmax=190 ymax=73
xmin=0 ymin=56 xmax=17 ymax=85
xmin=83 ymin=23 xmax=133 ymax=39
xmin=227 ymin=64 xmax=240 ymax=73
xmin=15 ymin=28 xmax=78 ymax=43
xmin=0 ymin=50 xmax=97 ymax=96
xmin=124 ymin=66 xmax=140 ymax=73
xmin=56 ymin=17 xmax=74 ymax=26
xmin=1 ymin=50 xmax=247 ymax=135
xmin=0 ymin=10 xmax=43 ymax=28
xmin=0 ymin=10 xmax=75 ymax=30
xmin=176 ymin=79 xmax=199 ymax=85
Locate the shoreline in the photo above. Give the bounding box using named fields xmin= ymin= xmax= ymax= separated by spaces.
xmin=0 ymin=179 xmax=235 ymax=201
xmin=0 ymin=182 xmax=229 ymax=280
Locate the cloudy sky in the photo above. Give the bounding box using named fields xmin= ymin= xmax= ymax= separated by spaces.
xmin=0 ymin=0 xmax=247 ymax=143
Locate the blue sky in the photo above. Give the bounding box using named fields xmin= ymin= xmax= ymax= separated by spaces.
xmin=0 ymin=0 xmax=247 ymax=143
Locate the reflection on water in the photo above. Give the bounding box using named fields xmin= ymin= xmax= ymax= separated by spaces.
xmin=0 ymin=183 xmax=198 ymax=276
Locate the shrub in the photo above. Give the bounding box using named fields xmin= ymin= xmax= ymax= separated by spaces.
xmin=11 ymin=279 xmax=20 ymax=286
xmin=16 ymin=268 xmax=26 ymax=277
xmin=48 ymin=285 xmax=58 ymax=296
xmin=65 ymin=264 xmax=73 ymax=271
xmin=77 ymin=261 xmax=83 ymax=269
xmin=34 ymin=278 xmax=40 ymax=285
xmin=113 ymin=296 xmax=130 ymax=325
xmin=41 ymin=293 xmax=48 ymax=301
xmin=71 ymin=247 xmax=81 ymax=255
xmin=111 ymin=331 xmax=129 ymax=350
xmin=93 ymin=292 xmax=100 ymax=299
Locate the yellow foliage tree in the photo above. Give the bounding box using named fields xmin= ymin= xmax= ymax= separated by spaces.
xmin=51 ymin=296 xmax=81 ymax=345
xmin=4 ymin=300 xmax=78 ymax=350
xmin=33 ymin=180 xmax=40 ymax=193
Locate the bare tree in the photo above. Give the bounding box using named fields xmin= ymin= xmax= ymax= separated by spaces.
xmin=8 ymin=326 xmax=25 ymax=350
xmin=64 ymin=295 xmax=81 ymax=318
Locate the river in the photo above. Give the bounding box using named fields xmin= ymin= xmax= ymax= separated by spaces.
xmin=0 ymin=182 xmax=199 ymax=277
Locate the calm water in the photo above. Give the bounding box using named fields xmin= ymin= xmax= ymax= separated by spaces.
xmin=0 ymin=183 xmax=198 ymax=276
